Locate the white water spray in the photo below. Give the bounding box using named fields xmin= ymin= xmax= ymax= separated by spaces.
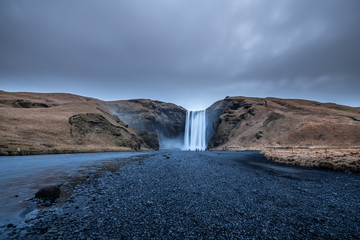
xmin=183 ymin=110 xmax=206 ymax=150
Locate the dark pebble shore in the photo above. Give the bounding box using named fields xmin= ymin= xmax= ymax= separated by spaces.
xmin=1 ymin=151 xmax=359 ymax=239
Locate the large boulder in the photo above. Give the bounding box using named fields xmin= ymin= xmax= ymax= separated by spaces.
xmin=35 ymin=185 xmax=61 ymax=202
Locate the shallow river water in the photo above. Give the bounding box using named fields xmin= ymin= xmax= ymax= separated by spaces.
xmin=0 ymin=151 xmax=150 ymax=226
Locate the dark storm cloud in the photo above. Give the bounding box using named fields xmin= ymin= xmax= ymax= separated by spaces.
xmin=0 ymin=0 xmax=359 ymax=109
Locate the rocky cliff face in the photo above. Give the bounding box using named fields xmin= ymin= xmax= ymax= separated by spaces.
xmin=104 ymin=99 xmax=186 ymax=147
xmin=207 ymin=97 xmax=360 ymax=150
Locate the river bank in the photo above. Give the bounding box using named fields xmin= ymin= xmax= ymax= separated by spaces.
xmin=0 ymin=151 xmax=152 ymax=228
xmin=261 ymin=147 xmax=360 ymax=173
xmin=1 ymin=151 xmax=359 ymax=239
xmin=0 ymin=145 xmax=152 ymax=156
xmin=212 ymin=146 xmax=360 ymax=173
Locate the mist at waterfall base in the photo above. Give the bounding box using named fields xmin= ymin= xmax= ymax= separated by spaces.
xmin=183 ymin=110 xmax=207 ymax=151
xmin=158 ymin=135 xmax=185 ymax=150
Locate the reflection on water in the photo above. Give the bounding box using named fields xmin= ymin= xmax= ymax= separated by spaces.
xmin=0 ymin=151 xmax=149 ymax=226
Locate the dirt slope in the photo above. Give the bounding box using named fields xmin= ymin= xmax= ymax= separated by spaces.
xmin=207 ymin=96 xmax=360 ymax=150
xmin=0 ymin=91 xmax=154 ymax=155
xmin=1 ymin=90 xmax=359 ymax=166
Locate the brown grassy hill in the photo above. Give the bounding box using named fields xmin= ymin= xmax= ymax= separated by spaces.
xmin=0 ymin=91 xmax=154 ymax=155
xmin=0 ymin=91 xmax=100 ymax=107
xmin=207 ymin=96 xmax=360 ymax=150
xmin=207 ymin=97 xmax=360 ymax=172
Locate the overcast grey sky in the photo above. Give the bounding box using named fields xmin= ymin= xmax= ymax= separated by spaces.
xmin=1 ymin=0 xmax=359 ymax=109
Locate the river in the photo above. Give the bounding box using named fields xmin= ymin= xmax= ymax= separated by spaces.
xmin=1 ymin=151 xmax=359 ymax=239
xmin=0 ymin=151 xmax=150 ymax=226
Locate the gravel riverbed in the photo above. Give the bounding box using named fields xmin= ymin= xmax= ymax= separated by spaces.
xmin=1 ymin=151 xmax=359 ymax=239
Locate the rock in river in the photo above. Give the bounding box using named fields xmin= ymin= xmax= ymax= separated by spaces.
xmin=35 ymin=185 xmax=61 ymax=202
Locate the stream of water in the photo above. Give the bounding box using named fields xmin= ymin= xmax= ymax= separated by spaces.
xmin=0 ymin=151 xmax=149 ymax=226
xmin=183 ymin=110 xmax=207 ymax=150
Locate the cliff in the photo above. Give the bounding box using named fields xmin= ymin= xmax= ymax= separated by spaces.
xmin=207 ymin=96 xmax=360 ymax=150
xmin=104 ymin=99 xmax=186 ymax=147
xmin=0 ymin=91 xmax=157 ymax=155
xmin=1 ymin=89 xmax=359 ymax=166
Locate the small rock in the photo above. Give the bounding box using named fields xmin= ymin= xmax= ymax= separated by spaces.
xmin=48 ymin=227 xmax=58 ymax=233
xmin=7 ymin=223 xmax=16 ymax=228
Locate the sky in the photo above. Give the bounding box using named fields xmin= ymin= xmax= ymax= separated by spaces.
xmin=1 ymin=0 xmax=359 ymax=110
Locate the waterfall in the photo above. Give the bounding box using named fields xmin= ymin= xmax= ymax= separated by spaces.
xmin=183 ymin=110 xmax=206 ymax=151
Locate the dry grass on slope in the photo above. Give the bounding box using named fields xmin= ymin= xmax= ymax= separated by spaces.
xmin=209 ymin=96 xmax=360 ymax=149
xmin=208 ymin=97 xmax=360 ymax=172
xmin=0 ymin=91 xmax=150 ymax=155
xmin=261 ymin=148 xmax=360 ymax=173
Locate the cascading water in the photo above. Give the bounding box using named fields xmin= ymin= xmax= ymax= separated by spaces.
xmin=183 ymin=110 xmax=206 ymax=150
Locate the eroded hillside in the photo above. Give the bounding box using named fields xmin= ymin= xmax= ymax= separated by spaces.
xmin=0 ymin=91 xmax=156 ymax=155
xmin=1 ymin=90 xmax=359 ymax=159
xmin=207 ymin=97 xmax=360 ymax=150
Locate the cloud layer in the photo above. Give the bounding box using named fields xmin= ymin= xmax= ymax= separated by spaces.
xmin=1 ymin=0 xmax=359 ymax=109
